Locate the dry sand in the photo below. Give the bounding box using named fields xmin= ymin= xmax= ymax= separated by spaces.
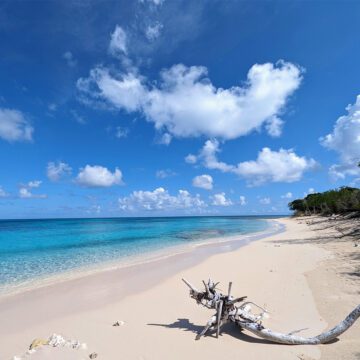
xmin=0 ymin=217 xmax=359 ymax=360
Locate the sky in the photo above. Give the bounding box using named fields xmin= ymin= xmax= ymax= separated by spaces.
xmin=0 ymin=0 xmax=360 ymax=219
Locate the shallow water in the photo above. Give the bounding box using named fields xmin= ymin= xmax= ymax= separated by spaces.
xmin=0 ymin=216 xmax=279 ymax=293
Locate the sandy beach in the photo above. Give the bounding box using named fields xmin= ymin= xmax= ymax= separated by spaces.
xmin=0 ymin=217 xmax=359 ymax=360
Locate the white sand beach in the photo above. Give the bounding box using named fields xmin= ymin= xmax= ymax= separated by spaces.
xmin=0 ymin=217 xmax=359 ymax=360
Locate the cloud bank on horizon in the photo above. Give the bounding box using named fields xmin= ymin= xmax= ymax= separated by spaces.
xmin=0 ymin=0 xmax=359 ymax=218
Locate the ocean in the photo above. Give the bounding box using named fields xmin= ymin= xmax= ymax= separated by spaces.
xmin=0 ymin=216 xmax=281 ymax=294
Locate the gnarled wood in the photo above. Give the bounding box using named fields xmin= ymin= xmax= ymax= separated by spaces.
xmin=183 ymin=278 xmax=360 ymax=345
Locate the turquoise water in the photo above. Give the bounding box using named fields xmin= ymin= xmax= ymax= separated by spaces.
xmin=0 ymin=216 xmax=275 ymax=293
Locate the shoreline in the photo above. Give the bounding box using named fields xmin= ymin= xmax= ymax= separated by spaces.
xmin=1 ymin=217 xmax=358 ymax=359
xmin=0 ymin=218 xmax=283 ymax=298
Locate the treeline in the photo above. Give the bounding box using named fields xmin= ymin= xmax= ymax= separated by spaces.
xmin=288 ymin=186 xmax=360 ymax=216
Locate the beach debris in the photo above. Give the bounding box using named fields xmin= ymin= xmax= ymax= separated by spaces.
xmin=29 ymin=338 xmax=47 ymax=350
xmin=183 ymin=278 xmax=360 ymax=344
xmin=89 ymin=352 xmax=98 ymax=359
xmin=12 ymin=334 xmax=88 ymax=360
xmin=113 ymin=320 xmax=125 ymax=326
xmin=47 ymin=333 xmax=83 ymax=349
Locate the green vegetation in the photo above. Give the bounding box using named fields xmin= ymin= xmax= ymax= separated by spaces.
xmin=288 ymin=187 xmax=360 ymax=216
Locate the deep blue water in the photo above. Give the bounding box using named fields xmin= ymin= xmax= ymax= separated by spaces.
xmin=0 ymin=216 xmax=275 ymax=293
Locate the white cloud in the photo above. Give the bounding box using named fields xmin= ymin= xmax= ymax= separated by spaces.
xmin=0 ymin=108 xmax=33 ymax=142
xmin=239 ymin=195 xmax=247 ymax=205
xmin=78 ymin=61 xmax=302 ymax=141
xmin=115 ymin=126 xmax=129 ymax=139
xmin=28 ymin=180 xmax=41 ymax=188
xmin=77 ymin=67 xmax=145 ymax=112
xmin=265 ymin=116 xmax=284 ymax=137
xmin=304 ymin=187 xmax=315 ymax=196
xmin=192 ymin=174 xmax=213 ymax=190
xmin=211 ymin=192 xmax=233 ymax=206
xmin=62 ymin=51 xmax=77 ymax=67
xmin=19 ymin=188 xmax=33 ymax=198
xmin=235 ymin=148 xmax=317 ymax=186
xmin=185 ymin=154 xmax=197 ymax=164
xmin=47 ymin=162 xmax=72 ymax=182
xmin=118 ymin=187 xmax=205 ymax=211
xmin=320 ymin=95 xmax=360 ymax=180
xmin=145 ymin=22 xmax=163 ymax=41
xmin=109 ymin=25 xmax=127 ymax=56
xmin=198 ymin=139 xmax=235 ymax=172
xmin=156 ymin=169 xmax=176 ymax=178
xmin=76 ymin=165 xmax=123 ymax=187
xmin=281 ymin=192 xmax=293 ymax=199
xmin=259 ymin=197 xmax=271 ymax=205
xmin=158 ymin=132 xmax=172 ymax=145
xmin=19 ymin=180 xmax=47 ymax=199
xmin=191 ymin=139 xmax=317 ymax=186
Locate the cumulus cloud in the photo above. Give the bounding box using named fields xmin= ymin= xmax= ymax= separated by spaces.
xmin=235 ymin=148 xmax=317 ymax=186
xmin=145 ymin=22 xmax=163 ymax=41
xmin=62 ymin=51 xmax=77 ymax=67
xmin=109 ymin=25 xmax=127 ymax=56
xmin=281 ymin=192 xmax=293 ymax=199
xmin=192 ymin=174 xmax=213 ymax=190
xmin=188 ymin=139 xmax=317 ymax=186
xmin=78 ymin=60 xmax=302 ymax=141
xmin=0 ymin=108 xmax=33 ymax=142
xmin=77 ymin=67 xmax=145 ymax=112
xmin=239 ymin=195 xmax=247 ymax=205
xmin=211 ymin=192 xmax=232 ymax=206
xmin=118 ymin=187 xmax=205 ymax=211
xmin=47 ymin=161 xmax=72 ymax=182
xmin=76 ymin=165 xmax=123 ymax=187
xmin=259 ymin=197 xmax=271 ymax=205
xmin=19 ymin=180 xmax=47 ymax=199
xmin=320 ymin=95 xmax=360 ymax=180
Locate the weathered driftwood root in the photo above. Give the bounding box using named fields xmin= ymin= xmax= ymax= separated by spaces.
xmin=240 ymin=304 xmax=360 ymax=344
xmin=183 ymin=278 xmax=360 ymax=345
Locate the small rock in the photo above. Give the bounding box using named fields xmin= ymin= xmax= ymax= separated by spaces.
xmin=113 ymin=320 xmax=125 ymax=326
xmin=89 ymin=352 xmax=98 ymax=359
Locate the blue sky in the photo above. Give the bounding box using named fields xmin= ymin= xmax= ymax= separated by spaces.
xmin=0 ymin=0 xmax=359 ymax=219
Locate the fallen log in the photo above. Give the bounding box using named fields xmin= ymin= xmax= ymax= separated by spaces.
xmin=182 ymin=278 xmax=360 ymax=345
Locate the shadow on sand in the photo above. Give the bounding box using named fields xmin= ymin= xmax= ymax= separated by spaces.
xmin=148 ymin=318 xmax=276 ymax=345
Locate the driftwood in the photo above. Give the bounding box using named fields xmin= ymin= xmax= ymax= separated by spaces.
xmin=182 ymin=278 xmax=360 ymax=344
